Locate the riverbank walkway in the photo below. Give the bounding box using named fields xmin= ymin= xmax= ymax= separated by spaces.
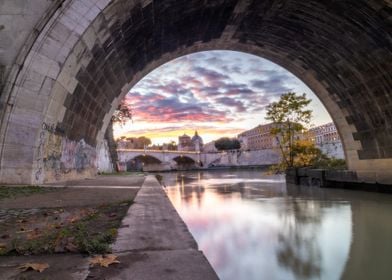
xmin=103 ymin=175 xmax=218 ymax=279
xmin=0 ymin=175 xmax=218 ymax=280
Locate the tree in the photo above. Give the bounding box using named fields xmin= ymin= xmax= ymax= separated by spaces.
xmin=111 ymin=100 xmax=132 ymax=125
xmin=106 ymin=100 xmax=133 ymax=172
xmin=214 ymin=137 xmax=241 ymax=151
xmin=291 ymin=140 xmax=323 ymax=167
xmin=265 ymin=92 xmax=312 ymax=169
xmin=137 ymin=136 xmax=151 ymax=148
xmin=166 ymin=141 xmax=178 ymax=151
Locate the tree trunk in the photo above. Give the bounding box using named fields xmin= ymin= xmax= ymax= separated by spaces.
xmin=105 ymin=121 xmax=119 ymax=172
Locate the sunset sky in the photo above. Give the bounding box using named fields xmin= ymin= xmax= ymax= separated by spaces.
xmin=113 ymin=51 xmax=332 ymax=145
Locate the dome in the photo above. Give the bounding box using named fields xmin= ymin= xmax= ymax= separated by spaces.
xmin=191 ymin=131 xmax=203 ymax=144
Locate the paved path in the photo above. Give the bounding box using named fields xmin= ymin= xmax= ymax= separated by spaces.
xmin=0 ymin=175 xmax=218 ymax=280
xmin=89 ymin=175 xmax=218 ymax=279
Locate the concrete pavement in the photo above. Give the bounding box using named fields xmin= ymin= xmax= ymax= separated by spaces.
xmin=90 ymin=175 xmax=218 ymax=279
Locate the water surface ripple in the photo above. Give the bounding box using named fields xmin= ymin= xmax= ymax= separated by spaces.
xmin=162 ymin=170 xmax=392 ymax=280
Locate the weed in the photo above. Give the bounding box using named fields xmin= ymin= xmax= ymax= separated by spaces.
xmin=0 ymin=200 xmax=132 ymax=256
xmin=0 ymin=186 xmax=58 ymax=200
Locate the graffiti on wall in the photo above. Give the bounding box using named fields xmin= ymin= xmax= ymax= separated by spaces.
xmin=35 ymin=122 xmax=96 ymax=182
xmin=60 ymin=138 xmax=96 ymax=172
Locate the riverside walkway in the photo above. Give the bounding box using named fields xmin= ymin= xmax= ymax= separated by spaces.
xmin=0 ymin=175 xmax=217 ymax=280
xmin=101 ymin=175 xmax=218 ymax=279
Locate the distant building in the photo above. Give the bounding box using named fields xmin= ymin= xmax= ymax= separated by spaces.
xmin=191 ymin=131 xmax=203 ymax=152
xmin=117 ymin=137 xmax=146 ymax=149
xmin=178 ymin=131 xmax=204 ymax=151
xmin=308 ymin=122 xmax=344 ymax=159
xmin=238 ymin=123 xmax=279 ymax=151
xmin=308 ymin=122 xmax=341 ymax=144
xmin=178 ymin=134 xmax=192 ymax=151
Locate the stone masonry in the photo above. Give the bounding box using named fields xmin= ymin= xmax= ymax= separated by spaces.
xmin=0 ymin=0 xmax=391 ymax=184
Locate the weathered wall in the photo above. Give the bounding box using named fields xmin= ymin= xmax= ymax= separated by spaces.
xmin=207 ymin=149 xmax=280 ymax=167
xmin=317 ymin=142 xmax=345 ymax=160
xmin=34 ymin=122 xmax=96 ymax=183
xmin=0 ymin=0 xmax=62 ymax=85
xmin=96 ymin=139 xmax=113 ymax=173
xmin=0 ymin=0 xmax=391 ymax=184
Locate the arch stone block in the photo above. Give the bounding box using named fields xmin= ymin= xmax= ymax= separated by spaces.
xmin=0 ymin=0 xmax=391 ymax=184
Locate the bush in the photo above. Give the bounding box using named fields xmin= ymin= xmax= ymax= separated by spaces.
xmin=312 ymin=157 xmax=346 ymax=170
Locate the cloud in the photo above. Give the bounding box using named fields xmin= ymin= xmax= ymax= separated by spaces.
xmin=128 ymin=93 xmax=232 ymax=123
xmin=117 ymin=125 xmax=245 ymax=143
xmin=124 ymin=51 xmax=300 ymax=133
xmin=250 ymin=74 xmax=293 ymax=96
xmin=215 ymin=97 xmax=246 ymax=112
xmin=192 ymin=66 xmax=230 ymax=88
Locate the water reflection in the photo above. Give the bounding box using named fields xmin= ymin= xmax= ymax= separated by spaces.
xmin=162 ymin=170 xmax=392 ymax=280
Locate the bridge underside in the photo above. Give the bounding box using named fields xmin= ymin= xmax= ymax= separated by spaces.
xmin=0 ymin=0 xmax=391 ymax=184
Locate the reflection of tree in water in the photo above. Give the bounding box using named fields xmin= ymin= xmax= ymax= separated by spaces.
xmin=276 ymin=199 xmax=323 ymax=279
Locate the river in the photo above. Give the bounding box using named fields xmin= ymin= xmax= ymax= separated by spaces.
xmin=161 ymin=170 xmax=392 ymax=280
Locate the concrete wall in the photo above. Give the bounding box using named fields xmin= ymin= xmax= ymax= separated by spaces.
xmin=0 ymin=0 xmax=61 ymax=90
xmin=206 ymin=149 xmax=280 ymax=167
xmin=96 ymin=139 xmax=113 ymax=173
xmin=34 ymin=123 xmax=97 ymax=184
xmin=317 ymin=142 xmax=345 ymax=160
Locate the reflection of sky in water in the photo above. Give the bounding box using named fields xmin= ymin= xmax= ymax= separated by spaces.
xmin=164 ymin=171 xmax=352 ymax=280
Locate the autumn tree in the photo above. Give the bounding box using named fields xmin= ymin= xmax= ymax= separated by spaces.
xmin=106 ymin=100 xmax=133 ymax=171
xmin=214 ymin=137 xmax=241 ymax=151
xmin=291 ymin=140 xmax=323 ymax=167
xmin=265 ymin=92 xmax=312 ymax=169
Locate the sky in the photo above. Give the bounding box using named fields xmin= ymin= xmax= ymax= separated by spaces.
xmin=113 ymin=50 xmax=332 ymax=145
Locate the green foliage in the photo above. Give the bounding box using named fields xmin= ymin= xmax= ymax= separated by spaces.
xmin=214 ymin=137 xmax=241 ymax=151
xmin=312 ymin=157 xmax=347 ymax=170
xmin=111 ymin=100 xmax=132 ymax=125
xmin=0 ymin=200 xmax=132 ymax=256
xmin=166 ymin=141 xmax=178 ymax=151
xmin=265 ymin=92 xmax=312 ymax=168
xmin=72 ymin=223 xmax=115 ymax=254
xmin=137 ymin=136 xmax=152 ymax=147
xmin=0 ymin=186 xmax=57 ymax=200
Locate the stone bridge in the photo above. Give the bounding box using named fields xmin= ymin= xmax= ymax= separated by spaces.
xmin=117 ymin=149 xmax=280 ymax=171
xmin=0 ymin=0 xmax=391 ymax=184
xmin=117 ymin=149 xmax=222 ymax=170
xmin=118 ymin=149 xmax=202 ymax=165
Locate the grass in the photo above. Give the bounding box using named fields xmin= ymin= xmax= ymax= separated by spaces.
xmin=0 ymin=200 xmax=133 ymax=256
xmin=99 ymin=171 xmax=145 ymax=176
xmin=0 ymin=186 xmax=58 ymax=200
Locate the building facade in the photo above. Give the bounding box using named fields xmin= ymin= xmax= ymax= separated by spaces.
xmin=117 ymin=137 xmax=148 ymax=149
xmin=178 ymin=131 xmax=204 ymax=152
xmin=238 ymin=123 xmax=279 ymax=151
xmin=308 ymin=122 xmax=344 ymax=159
xmin=308 ymin=122 xmax=341 ymax=144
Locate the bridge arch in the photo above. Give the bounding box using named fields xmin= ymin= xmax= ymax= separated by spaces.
xmin=0 ymin=0 xmax=391 ymax=184
xmin=131 ymin=155 xmax=162 ymax=164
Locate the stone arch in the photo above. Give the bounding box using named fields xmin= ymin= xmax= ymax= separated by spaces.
xmin=172 ymin=156 xmax=197 ymax=164
xmin=0 ymin=0 xmax=391 ymax=184
xmin=132 ymin=155 xmax=162 ymax=164
xmin=173 ymin=155 xmax=198 ymax=170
